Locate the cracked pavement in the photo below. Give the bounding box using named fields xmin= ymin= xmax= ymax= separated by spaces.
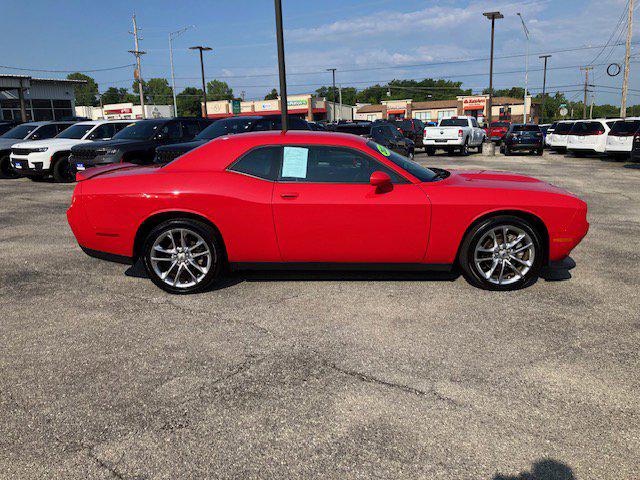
xmin=0 ymin=151 xmax=638 ymax=479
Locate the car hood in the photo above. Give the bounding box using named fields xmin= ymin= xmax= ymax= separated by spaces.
xmin=73 ymin=139 xmax=151 ymax=151
xmin=443 ymin=169 xmax=575 ymax=196
xmin=13 ymin=138 xmax=89 ymax=149
xmin=156 ymin=139 xmax=207 ymax=153
xmin=0 ymin=138 xmax=22 ymax=150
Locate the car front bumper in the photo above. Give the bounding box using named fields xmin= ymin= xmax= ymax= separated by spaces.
xmin=70 ymin=153 xmax=121 ymax=171
xmin=10 ymin=151 xmax=50 ymax=175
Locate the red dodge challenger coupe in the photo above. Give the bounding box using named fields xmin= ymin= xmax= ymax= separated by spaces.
xmin=67 ymin=131 xmax=588 ymax=294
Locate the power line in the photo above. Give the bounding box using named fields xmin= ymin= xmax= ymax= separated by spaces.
xmin=0 ymin=63 xmax=135 ymax=73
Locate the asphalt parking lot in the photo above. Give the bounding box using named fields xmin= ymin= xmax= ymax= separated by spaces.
xmin=1 ymin=150 xmax=638 ymax=479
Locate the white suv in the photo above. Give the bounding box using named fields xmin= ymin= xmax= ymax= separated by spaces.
xmin=548 ymin=120 xmax=577 ymax=152
xmin=605 ymin=118 xmax=640 ymax=159
xmin=11 ymin=120 xmax=134 ymax=182
xmin=567 ymin=119 xmax=619 ymax=156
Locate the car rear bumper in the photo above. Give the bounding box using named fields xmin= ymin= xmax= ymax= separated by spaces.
xmin=424 ymin=139 xmax=464 ymax=146
xmin=506 ymin=142 xmax=543 ymax=150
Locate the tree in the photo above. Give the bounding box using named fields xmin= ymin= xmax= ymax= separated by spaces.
xmin=176 ymin=87 xmax=204 ymax=116
xmin=100 ymin=87 xmax=133 ymax=105
xmin=67 ymin=72 xmax=99 ymax=106
xmin=206 ymin=80 xmax=234 ymax=101
xmin=315 ymin=86 xmax=358 ymax=106
xmin=132 ymin=78 xmax=174 ymax=105
xmin=483 ymin=87 xmax=526 ymax=98
xmin=350 ymin=78 xmax=470 ymax=105
xmin=264 ymin=88 xmax=278 ymax=100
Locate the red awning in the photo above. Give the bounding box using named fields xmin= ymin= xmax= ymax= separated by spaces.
xmin=386 ymin=109 xmax=405 ymax=114
xmin=464 ymin=105 xmax=484 ymax=111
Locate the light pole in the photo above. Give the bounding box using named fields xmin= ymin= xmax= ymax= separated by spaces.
xmin=327 ymin=68 xmax=336 ymax=122
xmin=539 ymin=54 xmax=551 ymax=123
xmin=483 ymin=11 xmax=503 ymax=135
xmin=517 ymin=13 xmax=530 ymax=123
xmin=274 ymin=0 xmax=289 ymax=132
xmin=169 ymin=25 xmax=195 ymax=117
xmin=189 ymin=46 xmax=212 ymax=118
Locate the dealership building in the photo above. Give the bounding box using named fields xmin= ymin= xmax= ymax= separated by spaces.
xmin=0 ymin=74 xmax=84 ymax=121
xmin=203 ymin=94 xmax=355 ymax=122
xmin=75 ymin=103 xmax=173 ymax=120
xmin=354 ymin=95 xmax=538 ymax=124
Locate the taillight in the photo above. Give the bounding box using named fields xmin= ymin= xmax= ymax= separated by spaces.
xmin=596 ymin=129 xmax=605 ymax=135
xmin=458 ymin=129 xmax=463 ymax=138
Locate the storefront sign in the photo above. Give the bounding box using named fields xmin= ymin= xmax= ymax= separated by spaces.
xmin=287 ymin=99 xmax=308 ymax=108
xmin=104 ymin=107 xmax=132 ymax=115
xmin=462 ymin=97 xmax=486 ymax=110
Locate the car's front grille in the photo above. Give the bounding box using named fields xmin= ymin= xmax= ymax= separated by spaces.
xmin=11 ymin=148 xmax=34 ymax=156
xmin=155 ymin=150 xmax=183 ymax=164
xmin=72 ymin=149 xmax=98 ymax=161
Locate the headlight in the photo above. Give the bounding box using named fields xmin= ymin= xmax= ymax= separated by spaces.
xmin=33 ymin=147 xmax=48 ymax=152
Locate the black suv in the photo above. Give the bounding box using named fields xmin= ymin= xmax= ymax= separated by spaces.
xmin=500 ymin=124 xmax=544 ymax=155
xmin=370 ymin=123 xmax=415 ymax=159
xmin=70 ymin=117 xmax=210 ymax=169
xmin=154 ymin=114 xmax=310 ymax=164
xmin=389 ymin=119 xmax=425 ymax=150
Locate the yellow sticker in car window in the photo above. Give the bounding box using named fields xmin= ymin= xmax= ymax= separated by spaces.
xmin=377 ymin=145 xmax=391 ymax=156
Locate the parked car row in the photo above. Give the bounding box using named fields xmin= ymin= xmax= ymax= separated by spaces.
xmin=545 ymin=118 xmax=640 ymax=160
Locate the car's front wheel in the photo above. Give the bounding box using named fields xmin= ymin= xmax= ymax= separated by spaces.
xmin=0 ymin=155 xmax=19 ymax=179
xmin=459 ymin=215 xmax=543 ymax=291
xmin=52 ymin=155 xmax=75 ymax=183
xmin=142 ymin=219 xmax=222 ymax=294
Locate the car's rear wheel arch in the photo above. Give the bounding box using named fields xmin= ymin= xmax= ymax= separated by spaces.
xmin=133 ymin=211 xmax=227 ymax=263
xmin=456 ymin=210 xmax=549 ymax=265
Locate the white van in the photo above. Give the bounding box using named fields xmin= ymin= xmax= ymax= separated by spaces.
xmin=567 ymin=119 xmax=619 ymax=156
xmin=605 ymin=117 xmax=640 ymax=159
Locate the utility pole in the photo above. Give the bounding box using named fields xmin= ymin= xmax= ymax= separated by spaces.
xmin=589 ymin=94 xmax=595 ymax=119
xmin=169 ymin=25 xmax=195 ymax=117
xmin=129 ymin=14 xmax=146 ymax=119
xmin=620 ymin=0 xmax=635 ymax=118
xmin=189 ymin=46 xmax=212 ymax=118
xmin=517 ymin=13 xmax=530 ymax=123
xmin=327 ymin=68 xmax=337 ymax=122
xmin=338 ymin=85 xmax=343 ymax=122
xmin=483 ymin=11 xmax=504 ymax=144
xmin=539 ymin=54 xmax=551 ymax=123
xmin=274 ymin=0 xmax=288 ymax=132
xmin=580 ymin=66 xmax=593 ymax=119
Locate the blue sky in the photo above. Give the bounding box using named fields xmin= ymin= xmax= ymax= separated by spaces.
xmin=2 ymin=0 xmax=638 ymax=105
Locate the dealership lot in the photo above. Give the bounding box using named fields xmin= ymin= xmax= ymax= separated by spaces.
xmin=0 ymin=151 xmax=638 ymax=478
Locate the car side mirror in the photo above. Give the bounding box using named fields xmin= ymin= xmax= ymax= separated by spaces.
xmin=370 ymin=171 xmax=392 ymax=192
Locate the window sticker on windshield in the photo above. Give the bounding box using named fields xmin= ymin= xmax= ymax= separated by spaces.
xmin=282 ymin=146 xmax=309 ymax=178
xmin=377 ymin=145 xmax=391 ymax=156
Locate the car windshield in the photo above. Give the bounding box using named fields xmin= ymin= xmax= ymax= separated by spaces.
xmin=513 ymin=125 xmax=540 ymax=132
xmin=113 ymin=121 xmax=161 ymax=140
xmin=197 ymin=118 xmax=254 ymax=140
xmin=491 ymin=122 xmax=510 ymax=127
xmin=439 ymin=118 xmax=468 ymax=127
xmin=609 ymin=120 xmax=640 ymax=135
xmin=55 ymin=124 xmax=95 ymax=139
xmin=0 ymin=124 xmax=38 ymax=139
xmin=366 ymin=140 xmax=437 ymax=182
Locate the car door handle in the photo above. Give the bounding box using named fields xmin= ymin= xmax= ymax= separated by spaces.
xmin=280 ymin=192 xmax=299 ymax=199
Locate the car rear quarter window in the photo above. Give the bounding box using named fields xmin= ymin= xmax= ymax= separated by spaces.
xmin=609 ymin=120 xmax=640 ymax=135
xmin=228 ymin=146 xmax=281 ymax=180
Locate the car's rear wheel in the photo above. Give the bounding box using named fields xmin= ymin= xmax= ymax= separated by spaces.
xmin=142 ymin=219 xmax=222 ymax=294
xmin=460 ymin=141 xmax=469 ymax=156
xmin=459 ymin=215 xmax=543 ymax=291
xmin=52 ymin=155 xmax=75 ymax=183
xmin=425 ymin=147 xmax=435 ymax=156
xmin=0 ymin=155 xmax=19 ymax=179
xmin=536 ymin=148 xmax=544 ymax=156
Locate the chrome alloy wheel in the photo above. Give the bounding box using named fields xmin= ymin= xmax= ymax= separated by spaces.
xmin=473 ymin=225 xmax=535 ymax=286
xmin=150 ymin=228 xmax=213 ymax=289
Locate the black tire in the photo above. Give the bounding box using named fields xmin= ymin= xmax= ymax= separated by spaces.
xmin=504 ymin=145 xmax=512 ymax=156
xmin=29 ymin=176 xmax=48 ymax=182
xmin=536 ymin=148 xmax=543 ymax=156
xmin=425 ymin=148 xmax=435 ymax=156
xmin=408 ymin=149 xmax=415 ymax=160
xmin=460 ymin=140 xmax=469 ymax=156
xmin=52 ymin=154 xmax=75 ymax=183
xmin=459 ymin=215 xmax=544 ymax=291
xmin=0 ymin=155 xmax=20 ymax=179
xmin=142 ymin=219 xmax=223 ymax=294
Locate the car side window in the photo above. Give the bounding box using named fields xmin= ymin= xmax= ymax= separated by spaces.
xmin=161 ymin=121 xmax=182 ymax=140
xmin=471 ymin=118 xmax=479 ymax=128
xmin=88 ymin=124 xmax=112 ymax=140
xmin=181 ymin=120 xmax=203 ymax=139
xmin=279 ymin=146 xmax=406 ymax=184
xmin=251 ymin=119 xmax=274 ymax=132
xmin=30 ymin=124 xmax=58 ymax=140
xmin=371 ymin=125 xmax=389 ymax=143
xmin=113 ymin=123 xmax=130 ymax=135
xmin=228 ymin=146 xmax=281 ymax=180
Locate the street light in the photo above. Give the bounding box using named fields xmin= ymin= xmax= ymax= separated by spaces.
xmin=483 ymin=12 xmax=503 ymax=131
xmin=539 ymin=54 xmax=552 ymax=123
xmin=189 ymin=46 xmax=213 ymax=118
xmin=169 ymin=25 xmax=195 ymax=117
xmin=516 ymin=13 xmax=530 ymax=123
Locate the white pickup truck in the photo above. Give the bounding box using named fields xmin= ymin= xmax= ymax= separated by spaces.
xmin=423 ymin=116 xmax=486 ymax=155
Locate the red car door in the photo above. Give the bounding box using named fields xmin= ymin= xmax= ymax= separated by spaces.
xmin=272 ymin=145 xmax=431 ymax=263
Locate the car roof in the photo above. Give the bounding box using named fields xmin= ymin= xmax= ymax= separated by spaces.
xmin=75 ymin=119 xmax=138 ymax=126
